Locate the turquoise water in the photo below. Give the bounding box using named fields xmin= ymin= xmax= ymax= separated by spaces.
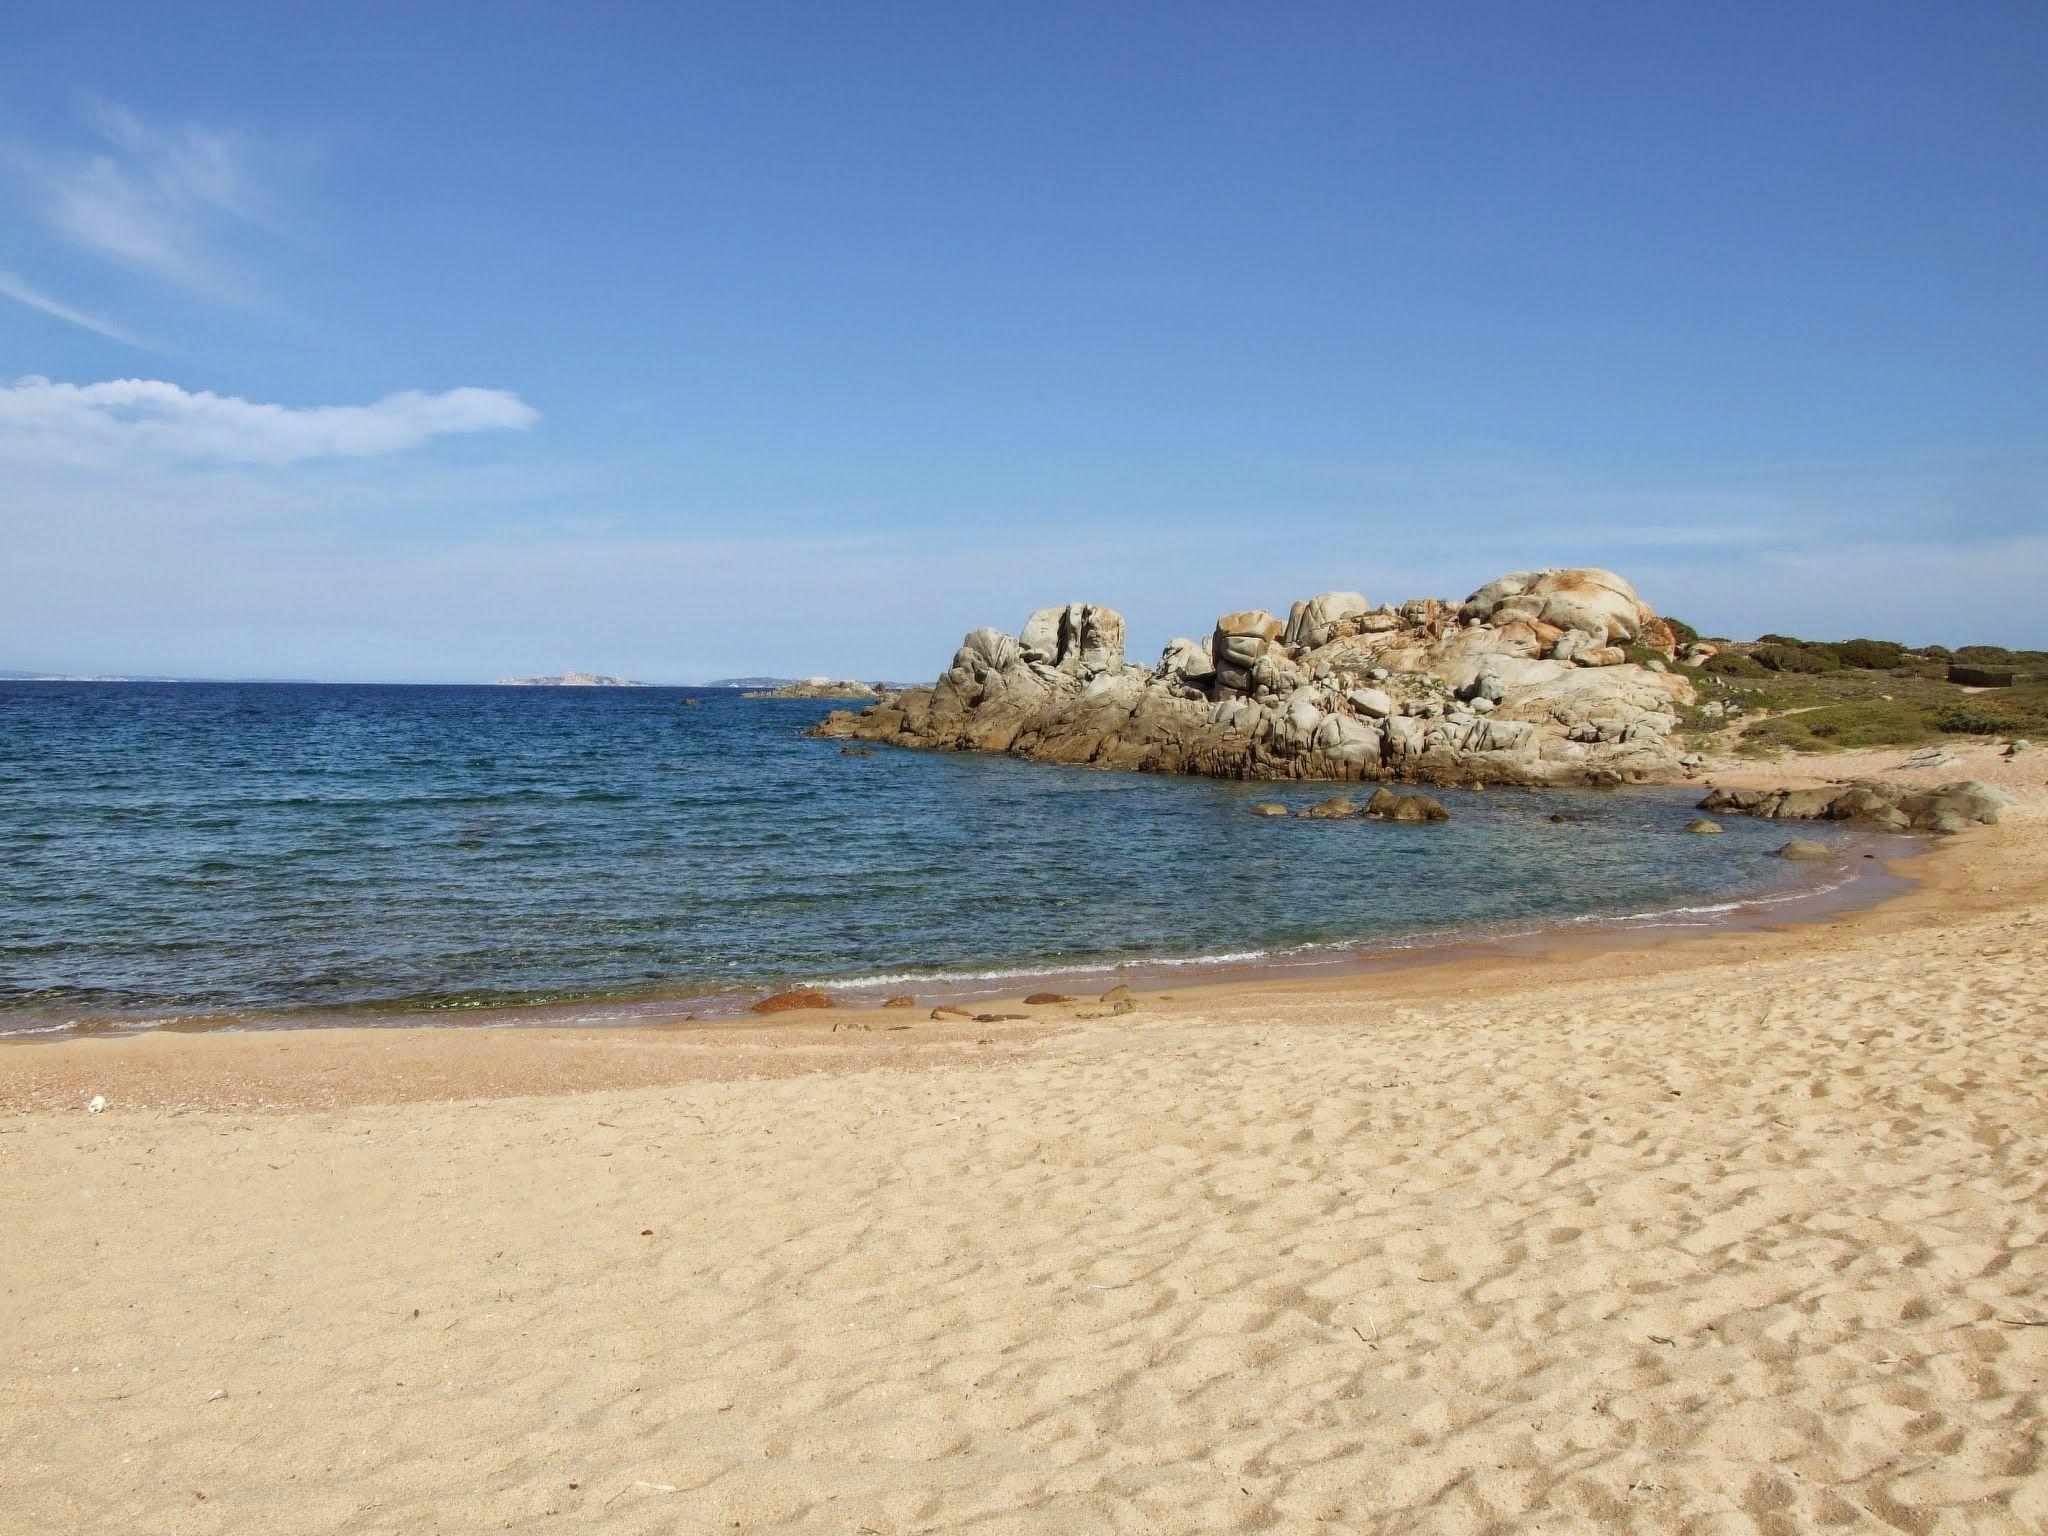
xmin=0 ymin=682 xmax=1860 ymax=1029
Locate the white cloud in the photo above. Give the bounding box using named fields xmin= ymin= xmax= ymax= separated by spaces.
xmin=8 ymin=102 xmax=268 ymax=297
xmin=0 ymin=268 xmax=150 ymax=348
xmin=0 ymin=375 xmax=538 ymax=465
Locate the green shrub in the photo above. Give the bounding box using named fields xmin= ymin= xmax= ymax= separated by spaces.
xmin=1954 ymin=644 xmax=2017 ymax=665
xmin=1753 ymin=643 xmax=1840 ymax=674
xmin=1755 ymin=633 xmax=1803 ymax=647
xmin=1828 ymin=638 xmax=1907 ymax=670
xmin=1921 ymin=644 xmax=1952 ymax=661
xmin=1702 ymin=650 xmax=1767 ymax=676
xmin=1662 ymin=616 xmax=1700 ymax=647
xmin=1740 ymin=700 xmax=1935 ymax=751
xmin=1936 ymin=704 xmax=2012 ymax=735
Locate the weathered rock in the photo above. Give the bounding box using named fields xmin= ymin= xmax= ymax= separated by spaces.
xmin=1775 ymin=839 xmax=1832 ymax=861
xmin=751 ymin=988 xmax=834 ymax=1014
xmin=1699 ymin=778 xmax=2002 ymax=835
xmin=1460 ymin=568 xmax=1652 ymax=645
xmin=1020 ymin=603 xmax=1126 ymax=675
xmin=1364 ymin=788 xmax=1449 ymax=823
xmin=1685 ymin=818 xmax=1723 ymax=835
xmin=883 ymin=995 xmax=917 ymax=1008
xmin=816 ymin=569 xmax=1692 ymax=786
xmin=1023 ymin=992 xmax=1072 ymax=1005
xmin=1100 ymin=984 xmax=1134 ymax=1003
xmin=1249 ymin=801 xmax=1290 ymax=817
xmin=1300 ymin=794 xmax=1356 ymax=819
xmin=1284 ymin=591 xmax=1371 ymax=650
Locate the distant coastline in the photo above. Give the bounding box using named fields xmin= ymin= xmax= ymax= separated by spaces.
xmin=493 ymin=671 xmax=650 ymax=687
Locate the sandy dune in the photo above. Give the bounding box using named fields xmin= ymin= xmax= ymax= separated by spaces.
xmin=4 ymin=747 xmax=2046 ymax=1534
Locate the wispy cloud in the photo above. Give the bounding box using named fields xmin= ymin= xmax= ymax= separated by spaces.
xmin=0 ymin=269 xmax=151 ymax=348
xmin=0 ymin=376 xmax=538 ymax=466
xmin=6 ymin=101 xmax=271 ymax=300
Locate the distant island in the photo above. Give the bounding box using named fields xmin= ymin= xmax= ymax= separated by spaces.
xmin=706 ymin=675 xmax=796 ymax=690
xmin=494 ymin=671 xmax=650 ymax=688
xmin=745 ymin=677 xmax=883 ymax=700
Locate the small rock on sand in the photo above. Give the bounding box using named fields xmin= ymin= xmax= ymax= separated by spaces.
xmin=882 ymin=995 xmax=916 ymax=1008
xmin=930 ymin=1005 xmax=974 ymax=1021
xmin=751 ymin=988 xmax=835 ymax=1014
xmin=1023 ymin=992 xmax=1071 ymax=1005
xmin=1100 ymin=984 xmax=1134 ymax=1003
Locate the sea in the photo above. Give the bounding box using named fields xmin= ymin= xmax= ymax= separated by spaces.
xmin=0 ymin=681 xmax=1872 ymax=1033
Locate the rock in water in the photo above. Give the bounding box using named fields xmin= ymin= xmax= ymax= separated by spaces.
xmin=1364 ymin=789 xmax=1450 ymax=823
xmin=814 ymin=568 xmax=1693 ymax=786
xmin=1685 ymin=818 xmax=1723 ymax=835
xmin=1775 ymin=840 xmax=1833 ymax=861
xmin=1698 ymin=779 xmax=2002 ymax=835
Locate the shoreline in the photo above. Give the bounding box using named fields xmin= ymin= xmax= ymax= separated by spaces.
xmin=1 ymin=743 xmax=2029 ymax=1111
xmin=1 ymin=790 xmax=1904 ymax=1045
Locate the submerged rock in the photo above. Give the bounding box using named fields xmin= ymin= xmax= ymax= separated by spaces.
xmin=1685 ymin=818 xmax=1723 ymax=835
xmin=815 ymin=568 xmax=1693 ymax=786
xmin=1300 ymin=794 xmax=1356 ymax=819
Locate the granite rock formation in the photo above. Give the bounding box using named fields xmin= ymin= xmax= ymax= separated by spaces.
xmin=1696 ymin=779 xmax=2006 ymax=835
xmin=816 ymin=568 xmax=1696 ymax=786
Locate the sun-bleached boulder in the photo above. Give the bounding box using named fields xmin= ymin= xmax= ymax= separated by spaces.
xmin=1458 ymin=568 xmax=1652 ymax=646
xmin=1283 ymin=591 xmax=1371 ymax=650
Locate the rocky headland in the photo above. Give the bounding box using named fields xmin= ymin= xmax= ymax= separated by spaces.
xmin=817 ymin=568 xmax=1699 ymax=786
xmin=746 ymin=677 xmax=883 ymax=700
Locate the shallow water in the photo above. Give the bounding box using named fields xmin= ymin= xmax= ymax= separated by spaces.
xmin=0 ymin=682 xmax=1861 ymax=1029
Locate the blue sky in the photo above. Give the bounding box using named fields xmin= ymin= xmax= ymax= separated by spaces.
xmin=3 ymin=2 xmax=2044 ymax=681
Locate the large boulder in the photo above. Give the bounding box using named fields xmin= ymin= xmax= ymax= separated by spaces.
xmin=1019 ymin=603 xmax=1126 ymax=675
xmin=1283 ymin=591 xmax=1371 ymax=650
xmin=1213 ymin=610 xmax=1285 ymax=695
xmin=1459 ymin=568 xmax=1651 ymax=645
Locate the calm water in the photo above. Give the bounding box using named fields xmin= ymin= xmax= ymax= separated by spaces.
xmin=0 ymin=682 xmax=1861 ymax=1029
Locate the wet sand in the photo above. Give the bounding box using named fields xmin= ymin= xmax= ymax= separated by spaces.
xmin=4 ymin=744 xmax=2045 ymax=1533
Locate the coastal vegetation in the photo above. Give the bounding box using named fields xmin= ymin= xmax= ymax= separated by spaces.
xmin=1673 ymin=637 xmax=2047 ymax=755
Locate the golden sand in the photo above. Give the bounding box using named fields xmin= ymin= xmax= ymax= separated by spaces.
xmin=4 ymin=745 xmax=2045 ymax=1533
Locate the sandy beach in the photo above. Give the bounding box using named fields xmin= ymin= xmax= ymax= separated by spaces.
xmin=4 ymin=745 xmax=2045 ymax=1534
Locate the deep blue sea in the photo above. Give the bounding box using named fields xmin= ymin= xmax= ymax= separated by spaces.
xmin=0 ymin=682 xmax=1865 ymax=1031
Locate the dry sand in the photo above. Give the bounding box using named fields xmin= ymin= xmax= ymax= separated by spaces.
xmin=4 ymin=745 xmax=2045 ymax=1534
